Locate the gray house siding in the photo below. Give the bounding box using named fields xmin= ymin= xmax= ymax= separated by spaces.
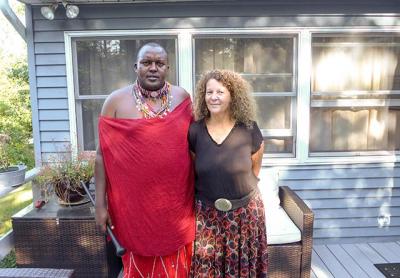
xmin=26 ymin=1 xmax=400 ymax=242
xmin=279 ymin=164 xmax=400 ymax=243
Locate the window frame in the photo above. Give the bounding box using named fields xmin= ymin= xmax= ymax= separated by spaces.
xmin=64 ymin=27 xmax=400 ymax=165
xmin=191 ymin=31 xmax=300 ymax=158
xmin=65 ymin=30 xmax=182 ymax=155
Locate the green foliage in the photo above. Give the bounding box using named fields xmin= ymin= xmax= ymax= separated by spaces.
xmin=0 ymin=250 xmax=16 ymax=268
xmin=37 ymin=152 xmax=95 ymax=202
xmin=0 ymin=58 xmax=34 ymax=168
xmin=7 ymin=61 xmax=29 ymax=85
xmin=0 ymin=134 xmax=11 ymax=170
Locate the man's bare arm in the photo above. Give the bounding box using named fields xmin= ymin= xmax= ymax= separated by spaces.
xmin=94 ymin=94 xmax=117 ymax=233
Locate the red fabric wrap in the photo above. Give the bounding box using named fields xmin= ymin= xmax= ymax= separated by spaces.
xmin=98 ymin=98 xmax=195 ymax=256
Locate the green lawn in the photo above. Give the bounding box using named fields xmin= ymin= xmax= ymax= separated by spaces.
xmin=0 ymin=182 xmax=32 ymax=237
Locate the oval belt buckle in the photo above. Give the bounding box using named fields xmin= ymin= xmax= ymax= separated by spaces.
xmin=214 ymin=198 xmax=232 ymax=212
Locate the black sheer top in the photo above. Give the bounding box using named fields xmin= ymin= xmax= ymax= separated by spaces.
xmin=188 ymin=119 xmax=263 ymax=200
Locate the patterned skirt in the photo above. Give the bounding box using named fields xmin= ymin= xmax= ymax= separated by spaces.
xmin=191 ymin=192 xmax=268 ymax=277
xmin=121 ymin=243 xmax=192 ymax=278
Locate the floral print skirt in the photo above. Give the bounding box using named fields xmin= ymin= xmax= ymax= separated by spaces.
xmin=191 ymin=191 xmax=268 ymax=277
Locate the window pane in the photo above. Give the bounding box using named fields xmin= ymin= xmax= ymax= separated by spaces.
xmin=312 ymin=35 xmax=400 ymax=93
xmin=311 ymin=34 xmax=400 ymax=153
xmin=76 ymin=38 xmax=177 ymax=95
xmin=194 ymin=36 xmax=296 ymax=156
xmin=81 ymin=99 xmax=104 ymax=151
xmin=310 ymin=107 xmax=400 ymax=152
xmin=264 ymin=137 xmax=293 ymax=153
xmin=194 ymin=37 xmax=294 ymax=92
xmin=254 ymin=96 xmax=291 ymax=129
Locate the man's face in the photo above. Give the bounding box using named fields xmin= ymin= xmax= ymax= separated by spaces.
xmin=134 ymin=46 xmax=169 ymax=91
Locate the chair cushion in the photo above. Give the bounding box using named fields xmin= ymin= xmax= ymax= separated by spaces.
xmin=258 ymin=167 xmax=280 ymax=211
xmin=265 ymin=206 xmax=302 ymax=245
xmin=258 ymin=167 xmax=301 ymax=245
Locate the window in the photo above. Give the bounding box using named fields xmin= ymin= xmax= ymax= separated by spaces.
xmin=72 ymin=37 xmax=177 ymax=150
xmin=193 ymin=35 xmax=297 ymax=156
xmin=310 ymin=34 xmax=400 ymax=155
xmin=68 ymin=29 xmax=400 ymax=163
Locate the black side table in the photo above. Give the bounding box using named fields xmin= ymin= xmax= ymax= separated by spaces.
xmin=12 ymin=201 xmax=122 ymax=278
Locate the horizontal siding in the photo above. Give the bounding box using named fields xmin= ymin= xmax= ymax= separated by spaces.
xmin=314 ymin=227 xmax=400 ymax=238
xmin=314 ymin=217 xmax=400 ymax=229
xmin=39 ymin=110 xmax=69 ymax=120
xmin=296 ymin=188 xmax=400 ymax=199
xmin=280 ymin=178 xmax=399 ymax=190
xmin=39 ymin=121 xmax=70 ymax=131
xmin=38 ymin=99 xmax=68 ymax=109
xmin=32 ymin=16 xmax=400 ymax=32
xmin=280 ymin=167 xmax=400 ymax=180
xmin=313 ymin=207 xmax=400 ymax=219
xmin=279 ymin=164 xmax=400 ymax=242
xmin=37 ymin=77 xmax=67 ymax=88
xmin=36 ymin=65 xmax=66 ymax=77
xmin=41 ymin=142 xmax=72 ymax=152
xmin=41 ymin=152 xmax=71 ymax=163
xmin=34 ymin=43 xmax=65 ymax=54
xmin=37 ymin=88 xmax=68 ymax=99
xmin=305 ymin=197 xmax=400 ymax=209
xmin=35 ymin=54 xmax=65 ymax=65
xmin=34 ymin=31 xmax=64 ymax=43
xmin=40 ymin=131 xmax=70 ymax=142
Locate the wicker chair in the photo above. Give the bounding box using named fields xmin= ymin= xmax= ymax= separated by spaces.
xmin=267 ymin=186 xmax=314 ymax=278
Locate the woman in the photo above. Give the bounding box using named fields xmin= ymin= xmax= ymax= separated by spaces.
xmin=189 ymin=69 xmax=268 ymax=277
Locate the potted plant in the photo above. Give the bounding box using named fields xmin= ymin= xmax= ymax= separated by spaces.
xmin=37 ymin=151 xmax=95 ymax=205
xmin=0 ymin=134 xmax=27 ymax=187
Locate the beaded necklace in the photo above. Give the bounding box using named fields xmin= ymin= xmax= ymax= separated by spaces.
xmin=132 ymin=80 xmax=172 ymax=119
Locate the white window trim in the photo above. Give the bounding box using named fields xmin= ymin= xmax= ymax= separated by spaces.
xmin=64 ymin=27 xmax=400 ymax=165
xmin=64 ymin=30 xmax=183 ymax=158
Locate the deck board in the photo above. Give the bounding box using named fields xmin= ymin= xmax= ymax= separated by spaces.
xmin=369 ymin=242 xmax=399 ymax=262
xmin=326 ymin=244 xmax=369 ymax=278
xmin=313 ymin=245 xmax=352 ymax=278
xmin=311 ymin=249 xmax=334 ymax=278
xmin=312 ymin=241 xmax=400 ymax=278
xmin=340 ymin=244 xmax=386 ymax=278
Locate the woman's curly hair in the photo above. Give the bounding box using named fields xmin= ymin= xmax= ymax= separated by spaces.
xmin=194 ymin=69 xmax=257 ymax=127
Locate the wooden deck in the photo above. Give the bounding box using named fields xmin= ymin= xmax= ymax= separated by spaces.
xmin=312 ymin=241 xmax=400 ymax=277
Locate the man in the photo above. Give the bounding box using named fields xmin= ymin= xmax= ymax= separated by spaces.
xmin=95 ymin=43 xmax=194 ymax=278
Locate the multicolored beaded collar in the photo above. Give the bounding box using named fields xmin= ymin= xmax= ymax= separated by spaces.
xmin=135 ymin=80 xmax=169 ymax=99
xmin=132 ymin=80 xmax=172 ymax=119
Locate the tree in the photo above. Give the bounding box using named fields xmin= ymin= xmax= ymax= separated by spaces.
xmin=0 ymin=1 xmax=33 ymax=168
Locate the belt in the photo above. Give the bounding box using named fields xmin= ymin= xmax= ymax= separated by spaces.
xmin=196 ymin=188 xmax=259 ymax=212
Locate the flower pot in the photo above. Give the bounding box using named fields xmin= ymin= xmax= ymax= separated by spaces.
xmin=54 ymin=181 xmax=89 ymax=205
xmin=0 ymin=164 xmax=27 ymax=187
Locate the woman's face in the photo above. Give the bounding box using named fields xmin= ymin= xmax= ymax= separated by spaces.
xmin=205 ymin=78 xmax=232 ymax=118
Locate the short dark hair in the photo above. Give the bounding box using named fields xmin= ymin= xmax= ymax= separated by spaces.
xmin=136 ymin=42 xmax=168 ymax=62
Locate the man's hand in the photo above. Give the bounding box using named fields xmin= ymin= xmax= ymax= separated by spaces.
xmin=95 ymin=205 xmax=113 ymax=234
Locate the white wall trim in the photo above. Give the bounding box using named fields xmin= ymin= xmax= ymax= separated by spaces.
xmin=178 ymin=31 xmax=193 ymax=95
xmin=64 ymin=33 xmax=78 ymax=158
xmin=296 ymin=30 xmax=312 ymax=164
